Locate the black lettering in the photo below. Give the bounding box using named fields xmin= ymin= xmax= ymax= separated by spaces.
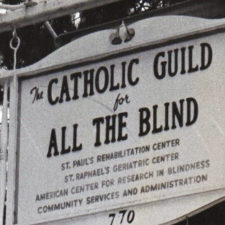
xmin=139 ymin=108 xmax=150 ymax=136
xmin=47 ymin=129 xmax=59 ymax=158
xmin=61 ymin=126 xmax=71 ymax=155
xmin=186 ymin=97 xmax=198 ymax=126
xmin=83 ymin=69 xmax=94 ymax=97
xmin=72 ymin=124 xmax=82 ymax=152
xmin=180 ymin=47 xmax=186 ymax=74
xmin=128 ymin=58 xmax=139 ymax=86
xmin=188 ymin=46 xmax=199 ymax=73
xmin=48 ymin=79 xmax=59 ymax=105
xmin=71 ymin=72 xmax=82 ymax=100
xmin=118 ymin=112 xmax=128 ymax=141
xmin=121 ymin=62 xmax=127 ymax=88
xmin=172 ymin=99 xmax=184 ymax=129
xmin=164 ymin=102 xmax=170 ymax=131
xmin=200 ymin=43 xmax=212 ymax=70
xmin=152 ymin=105 xmax=163 ymax=133
xmin=109 ymin=65 xmax=119 ymax=91
xmin=154 ymin=52 xmax=166 ymax=79
xmin=59 ymin=76 xmax=71 ymax=103
xmin=96 ymin=67 xmax=109 ymax=94
xmin=105 ymin=115 xmax=117 ymax=144
xmin=168 ymin=49 xmax=178 ymax=77
xmin=93 ymin=117 xmax=104 ymax=147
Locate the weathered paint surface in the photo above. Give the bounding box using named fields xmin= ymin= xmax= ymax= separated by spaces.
xmin=5 ymin=16 xmax=225 ymax=225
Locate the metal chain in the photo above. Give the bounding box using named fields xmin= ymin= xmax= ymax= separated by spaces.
xmin=10 ymin=28 xmax=20 ymax=70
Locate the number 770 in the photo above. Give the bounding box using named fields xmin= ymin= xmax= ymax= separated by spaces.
xmin=109 ymin=210 xmax=135 ymax=225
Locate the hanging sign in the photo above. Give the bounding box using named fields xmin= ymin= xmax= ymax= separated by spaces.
xmin=10 ymin=16 xmax=225 ymax=224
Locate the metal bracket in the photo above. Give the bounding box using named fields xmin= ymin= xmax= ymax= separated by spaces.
xmin=44 ymin=21 xmax=58 ymax=40
xmin=25 ymin=0 xmax=38 ymax=8
xmin=110 ymin=21 xmax=135 ymax=45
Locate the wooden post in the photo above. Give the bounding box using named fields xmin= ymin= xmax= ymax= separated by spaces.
xmin=0 ymin=82 xmax=9 ymax=225
xmin=5 ymin=75 xmax=19 ymax=225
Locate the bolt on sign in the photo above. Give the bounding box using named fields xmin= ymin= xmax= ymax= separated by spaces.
xmin=5 ymin=16 xmax=225 ymax=225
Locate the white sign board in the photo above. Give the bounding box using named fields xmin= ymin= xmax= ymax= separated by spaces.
xmin=14 ymin=31 xmax=225 ymax=225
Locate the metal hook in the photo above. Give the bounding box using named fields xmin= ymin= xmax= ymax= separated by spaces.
xmin=10 ymin=28 xmax=20 ymax=50
xmin=10 ymin=28 xmax=21 ymax=70
xmin=12 ymin=28 xmax=17 ymax=39
xmin=10 ymin=35 xmax=20 ymax=51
